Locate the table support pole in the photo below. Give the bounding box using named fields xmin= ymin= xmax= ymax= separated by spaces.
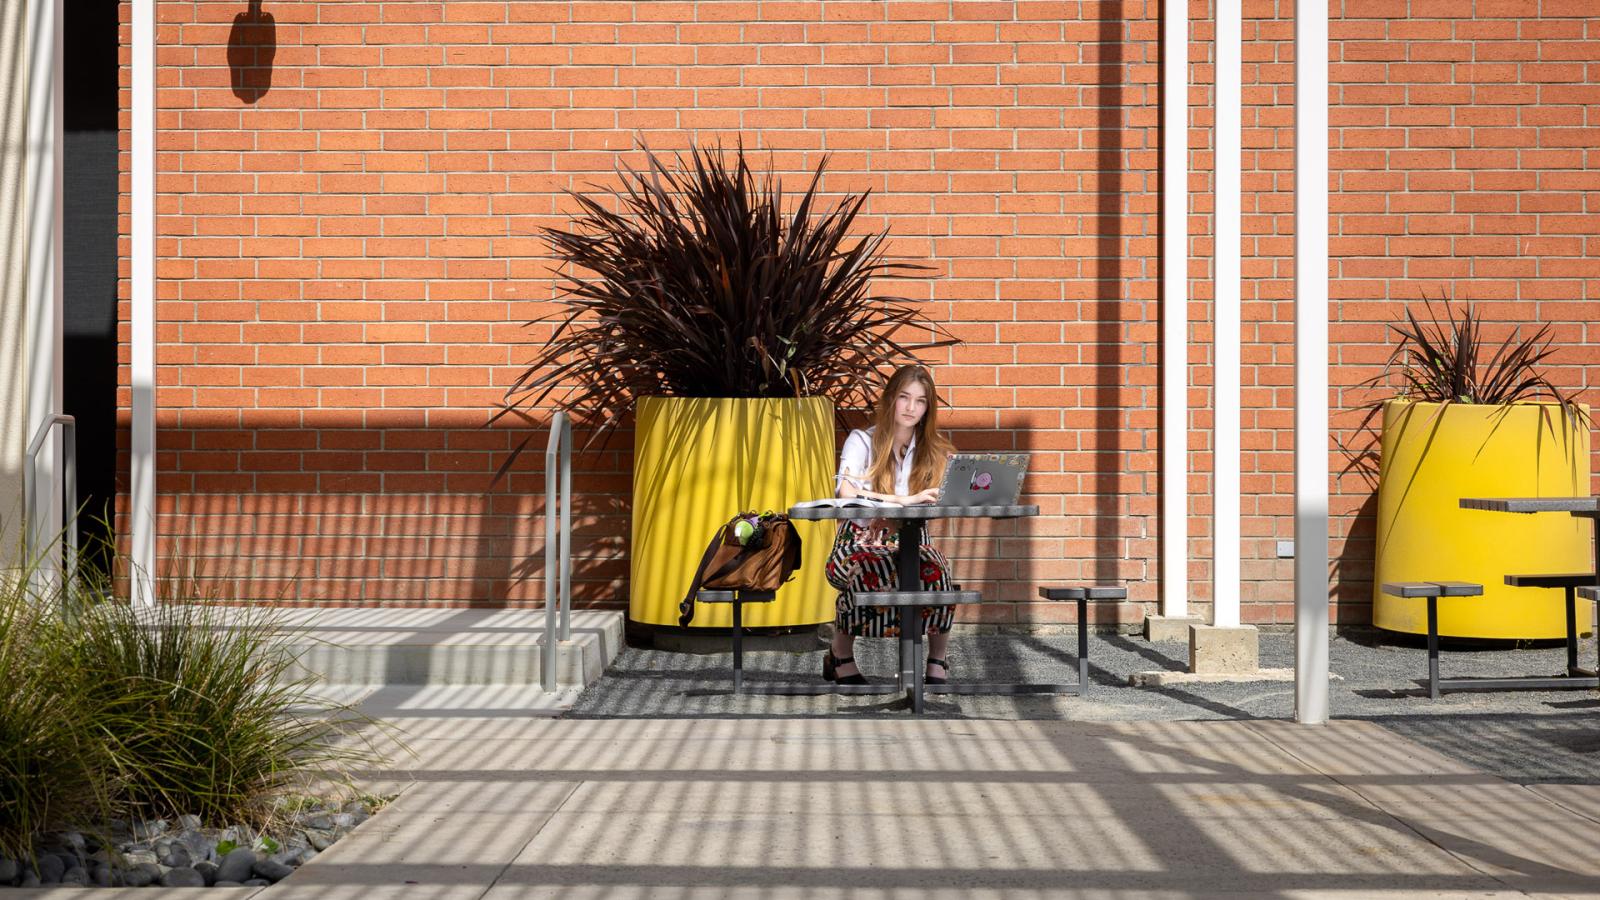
xmin=1564 ymin=587 xmax=1577 ymax=674
xmin=1426 ymin=595 xmax=1440 ymax=700
xmin=897 ymin=520 xmax=925 ymax=712
xmin=732 ymin=600 xmax=743 ymax=694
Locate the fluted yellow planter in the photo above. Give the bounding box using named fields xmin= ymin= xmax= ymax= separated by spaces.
xmin=630 ymin=396 xmax=835 ymax=629
xmin=1374 ymin=400 xmax=1593 ymax=639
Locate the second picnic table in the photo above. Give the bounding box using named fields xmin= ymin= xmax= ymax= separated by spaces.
xmin=1459 ymin=496 xmax=1600 ymax=682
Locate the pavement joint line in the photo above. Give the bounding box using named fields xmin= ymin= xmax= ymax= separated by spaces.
xmin=1247 ymin=721 xmax=1556 ymax=896
xmin=480 ymin=778 xmax=586 ymax=895
xmin=1514 ymin=781 xmax=1600 ymax=830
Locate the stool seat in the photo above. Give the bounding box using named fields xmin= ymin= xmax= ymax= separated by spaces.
xmin=853 ymin=590 xmax=981 ymax=607
xmin=699 ymin=589 xmax=776 ymax=603
xmin=1382 ymin=581 xmax=1483 ymax=598
xmin=1038 ymin=586 xmax=1127 ymax=601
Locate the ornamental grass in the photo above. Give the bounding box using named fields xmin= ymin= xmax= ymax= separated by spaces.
xmin=0 ymin=530 xmax=381 ymax=855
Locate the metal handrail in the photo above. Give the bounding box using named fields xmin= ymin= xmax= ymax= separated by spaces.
xmin=542 ymin=410 xmax=573 ymax=691
xmin=22 ymin=414 xmax=78 ymax=601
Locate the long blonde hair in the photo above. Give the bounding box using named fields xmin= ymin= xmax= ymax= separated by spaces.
xmin=867 ymin=365 xmax=955 ymax=495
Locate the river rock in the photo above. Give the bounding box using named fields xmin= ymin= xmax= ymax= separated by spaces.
xmin=159 ymin=844 xmax=193 ymax=868
xmin=160 ymin=866 xmax=206 ymax=888
xmin=216 ymin=847 xmax=258 ymax=883
xmin=194 ymin=860 xmax=219 ymax=885
xmin=18 ymin=870 xmax=40 ymax=887
xmin=38 ymin=854 xmax=65 ymax=883
xmin=174 ymin=828 xmax=213 ymax=862
xmin=0 ymin=859 xmax=16 ymax=883
xmin=123 ymin=863 xmax=157 ymax=887
xmin=177 ymin=814 xmax=203 ymax=831
xmin=253 ymin=858 xmax=294 ymax=882
xmin=304 ymin=828 xmax=336 ymax=851
xmin=59 ymin=866 xmax=87 ymax=886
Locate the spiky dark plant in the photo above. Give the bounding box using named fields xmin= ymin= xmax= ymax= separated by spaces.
xmin=1341 ymin=298 xmax=1590 ymax=483
xmin=1377 ymin=299 xmax=1578 ymax=406
xmin=494 ymin=144 xmax=956 ymax=456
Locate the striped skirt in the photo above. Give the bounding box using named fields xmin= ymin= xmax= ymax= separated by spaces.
xmin=824 ymin=520 xmax=955 ymax=638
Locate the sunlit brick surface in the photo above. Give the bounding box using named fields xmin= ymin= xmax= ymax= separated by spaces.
xmin=117 ymin=2 xmax=1599 ymax=616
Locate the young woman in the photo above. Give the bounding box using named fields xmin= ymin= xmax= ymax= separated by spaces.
xmin=824 ymin=364 xmax=957 ymax=685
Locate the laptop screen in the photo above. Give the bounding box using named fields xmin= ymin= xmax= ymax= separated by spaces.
xmin=937 ymin=453 xmax=1028 ymax=506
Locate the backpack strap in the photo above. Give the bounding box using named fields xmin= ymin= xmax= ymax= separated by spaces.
xmin=678 ymin=522 xmax=732 ymax=627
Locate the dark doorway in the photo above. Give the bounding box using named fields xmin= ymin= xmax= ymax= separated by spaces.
xmin=64 ymin=1 xmax=120 ymax=566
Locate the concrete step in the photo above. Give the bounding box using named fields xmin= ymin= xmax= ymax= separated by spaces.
xmin=258 ymin=608 xmax=624 ymax=689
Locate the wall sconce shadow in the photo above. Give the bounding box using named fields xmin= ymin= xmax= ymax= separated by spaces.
xmin=227 ymin=0 xmax=275 ymax=103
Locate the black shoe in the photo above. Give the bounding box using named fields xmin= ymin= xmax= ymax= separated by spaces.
xmin=824 ymin=651 xmax=869 ymax=685
xmin=925 ymin=657 xmax=950 ymax=685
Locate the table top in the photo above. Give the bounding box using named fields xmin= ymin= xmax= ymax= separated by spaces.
xmin=1460 ymin=497 xmax=1600 ymax=515
xmin=788 ymin=503 xmax=1038 ymax=521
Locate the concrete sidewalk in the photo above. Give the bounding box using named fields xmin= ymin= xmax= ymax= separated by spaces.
xmin=31 ymin=715 xmax=1597 ymax=899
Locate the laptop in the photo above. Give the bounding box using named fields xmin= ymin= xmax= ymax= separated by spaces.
xmin=936 ymin=453 xmax=1029 ymax=507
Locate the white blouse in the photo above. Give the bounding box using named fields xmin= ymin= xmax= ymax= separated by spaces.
xmin=836 ymin=426 xmax=916 ymax=497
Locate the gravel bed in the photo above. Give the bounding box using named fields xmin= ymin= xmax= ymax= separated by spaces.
xmin=567 ymin=628 xmax=1600 ymax=784
xmin=0 ymin=800 xmax=375 ymax=889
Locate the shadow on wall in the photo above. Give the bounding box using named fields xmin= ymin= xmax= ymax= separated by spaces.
xmin=112 ymin=416 xmax=632 ymax=607
xmin=113 ymin=416 xmax=1067 ymax=611
xmin=227 ymin=0 xmax=275 ymax=104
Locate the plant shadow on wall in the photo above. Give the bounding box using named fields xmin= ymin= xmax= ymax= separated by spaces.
xmin=227 ymin=1 xmax=276 ymax=104
xmin=115 ymin=412 xmax=631 ymax=608
xmin=1334 ymin=298 xmax=1591 ymax=611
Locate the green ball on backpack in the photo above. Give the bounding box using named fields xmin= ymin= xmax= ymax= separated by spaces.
xmin=732 ymin=518 xmax=757 ymax=545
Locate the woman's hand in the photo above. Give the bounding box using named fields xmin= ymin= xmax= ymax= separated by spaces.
xmin=859 ymin=519 xmax=893 ymax=550
xmin=906 ymin=487 xmax=941 ymax=505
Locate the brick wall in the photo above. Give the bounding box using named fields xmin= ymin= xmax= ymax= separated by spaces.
xmin=117 ymin=1 xmax=1599 ymax=624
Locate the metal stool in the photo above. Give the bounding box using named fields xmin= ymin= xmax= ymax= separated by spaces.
xmin=1504 ymin=573 xmax=1599 ymax=677
xmin=1037 ymin=585 xmax=1127 ymax=694
xmin=697 ymin=588 xmax=775 ymax=693
xmin=1381 ymin=581 xmax=1483 ymax=699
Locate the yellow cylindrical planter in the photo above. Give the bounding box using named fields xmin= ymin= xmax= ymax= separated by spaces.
xmin=1374 ymin=400 xmax=1593 ymax=639
xmin=631 ymin=396 xmax=835 ymax=629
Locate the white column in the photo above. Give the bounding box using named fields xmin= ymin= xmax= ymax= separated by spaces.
xmin=24 ymin=0 xmax=63 ymax=572
xmin=130 ymin=0 xmax=157 ymax=604
xmin=1212 ymin=0 xmax=1242 ymax=628
xmin=1294 ymin=0 xmax=1331 ymax=725
xmin=1160 ymin=0 xmax=1190 ymax=617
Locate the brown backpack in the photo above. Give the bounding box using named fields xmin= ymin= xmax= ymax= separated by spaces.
xmin=677 ymin=512 xmax=804 ymax=626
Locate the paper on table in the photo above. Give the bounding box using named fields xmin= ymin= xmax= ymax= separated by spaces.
xmin=791 ymin=497 xmax=904 ymax=510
